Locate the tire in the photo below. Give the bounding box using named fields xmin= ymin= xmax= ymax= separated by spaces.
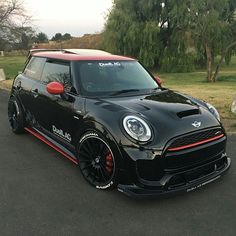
xmin=8 ymin=96 xmax=25 ymax=134
xmin=77 ymin=131 xmax=119 ymax=190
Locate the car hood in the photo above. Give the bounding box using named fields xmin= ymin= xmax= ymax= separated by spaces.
xmin=98 ymin=89 xmax=220 ymax=148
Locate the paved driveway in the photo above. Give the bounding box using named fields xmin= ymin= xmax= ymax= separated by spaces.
xmin=0 ymin=89 xmax=235 ymax=236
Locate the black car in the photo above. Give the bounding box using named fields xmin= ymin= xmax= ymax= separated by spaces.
xmin=8 ymin=49 xmax=231 ymax=197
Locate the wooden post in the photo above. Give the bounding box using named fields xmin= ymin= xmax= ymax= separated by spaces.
xmin=231 ymin=96 xmax=236 ymax=114
xmin=0 ymin=69 xmax=6 ymax=81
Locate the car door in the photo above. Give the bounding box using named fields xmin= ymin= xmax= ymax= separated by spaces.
xmin=31 ymin=59 xmax=81 ymax=150
xmin=16 ymin=56 xmax=46 ymax=117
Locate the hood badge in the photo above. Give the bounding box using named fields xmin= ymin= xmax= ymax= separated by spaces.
xmin=192 ymin=121 xmax=201 ymax=128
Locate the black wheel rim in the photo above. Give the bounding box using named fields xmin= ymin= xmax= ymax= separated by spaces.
xmin=8 ymin=101 xmax=19 ymax=130
xmin=78 ymin=136 xmax=115 ymax=186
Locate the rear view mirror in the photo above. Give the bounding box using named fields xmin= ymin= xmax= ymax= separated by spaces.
xmin=154 ymin=76 xmax=162 ymax=85
xmin=46 ymin=82 xmax=64 ymax=95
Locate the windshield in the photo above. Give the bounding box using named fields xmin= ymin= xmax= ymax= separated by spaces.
xmin=74 ymin=61 xmax=159 ymax=97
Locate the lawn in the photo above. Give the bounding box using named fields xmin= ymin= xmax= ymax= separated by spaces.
xmin=0 ymin=56 xmax=26 ymax=80
xmin=0 ymin=54 xmax=235 ymax=130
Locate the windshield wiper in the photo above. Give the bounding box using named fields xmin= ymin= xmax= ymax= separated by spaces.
xmin=150 ymin=87 xmax=164 ymax=93
xmin=152 ymin=87 xmax=162 ymax=91
xmin=111 ymin=89 xmax=140 ymax=96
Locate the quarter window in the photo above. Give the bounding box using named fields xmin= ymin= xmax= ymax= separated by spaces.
xmin=41 ymin=62 xmax=72 ymax=92
xmin=24 ymin=57 xmax=46 ymax=80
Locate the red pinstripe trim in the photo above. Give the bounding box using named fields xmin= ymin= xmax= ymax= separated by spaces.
xmin=168 ymin=134 xmax=225 ymax=152
xmin=25 ymin=127 xmax=78 ymax=165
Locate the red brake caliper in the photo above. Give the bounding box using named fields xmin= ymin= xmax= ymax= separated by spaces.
xmin=105 ymin=153 xmax=113 ymax=173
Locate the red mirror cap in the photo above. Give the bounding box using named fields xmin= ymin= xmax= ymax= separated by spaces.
xmin=46 ymin=82 xmax=64 ymax=95
xmin=154 ymin=76 xmax=162 ymax=85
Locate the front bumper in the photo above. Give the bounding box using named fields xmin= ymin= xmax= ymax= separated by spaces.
xmin=117 ymin=155 xmax=231 ymax=198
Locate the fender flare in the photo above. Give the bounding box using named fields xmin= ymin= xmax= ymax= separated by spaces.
xmin=74 ymin=119 xmax=126 ymax=171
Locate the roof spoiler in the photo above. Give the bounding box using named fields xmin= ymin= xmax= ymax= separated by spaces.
xmin=25 ymin=48 xmax=112 ymax=64
xmin=26 ymin=49 xmax=63 ymax=64
xmin=27 ymin=49 xmax=63 ymax=57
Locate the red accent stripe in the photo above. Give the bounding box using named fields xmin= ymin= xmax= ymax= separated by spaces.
xmin=25 ymin=127 xmax=78 ymax=165
xmin=168 ymin=134 xmax=225 ymax=152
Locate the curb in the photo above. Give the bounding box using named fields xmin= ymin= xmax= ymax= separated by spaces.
xmin=0 ymin=69 xmax=6 ymax=81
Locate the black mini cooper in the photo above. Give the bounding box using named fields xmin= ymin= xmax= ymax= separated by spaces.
xmin=8 ymin=49 xmax=231 ymax=197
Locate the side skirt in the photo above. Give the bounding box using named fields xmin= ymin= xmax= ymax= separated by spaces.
xmin=25 ymin=127 xmax=78 ymax=165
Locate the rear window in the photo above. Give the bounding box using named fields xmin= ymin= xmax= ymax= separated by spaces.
xmin=24 ymin=57 xmax=46 ymax=80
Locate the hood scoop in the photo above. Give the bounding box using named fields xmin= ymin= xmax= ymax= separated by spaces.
xmin=177 ymin=109 xmax=200 ymax=118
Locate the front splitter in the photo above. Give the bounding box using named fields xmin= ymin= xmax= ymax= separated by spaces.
xmin=117 ymin=157 xmax=231 ymax=198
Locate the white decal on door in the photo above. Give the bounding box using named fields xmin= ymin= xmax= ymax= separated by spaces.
xmin=52 ymin=125 xmax=72 ymax=142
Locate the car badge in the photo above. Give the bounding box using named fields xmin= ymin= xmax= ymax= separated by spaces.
xmin=192 ymin=121 xmax=201 ymax=128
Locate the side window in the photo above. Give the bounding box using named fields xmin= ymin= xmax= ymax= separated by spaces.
xmin=24 ymin=57 xmax=46 ymax=80
xmin=41 ymin=62 xmax=72 ymax=92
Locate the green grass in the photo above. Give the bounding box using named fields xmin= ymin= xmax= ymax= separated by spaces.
xmin=0 ymin=56 xmax=26 ymax=80
xmin=220 ymin=54 xmax=236 ymax=72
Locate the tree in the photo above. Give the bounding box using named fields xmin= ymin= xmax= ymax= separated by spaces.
xmin=11 ymin=26 xmax=35 ymax=50
xmin=0 ymin=0 xmax=32 ymax=50
xmin=103 ymin=0 xmax=195 ymax=70
xmin=103 ymin=0 xmax=236 ymax=80
xmin=188 ymin=0 xmax=236 ymax=82
xmin=51 ymin=33 xmax=72 ymax=41
xmin=0 ymin=0 xmax=23 ymax=25
xmin=103 ymin=0 xmax=163 ymax=68
xmin=62 ymin=33 xmax=72 ymax=41
xmin=51 ymin=33 xmax=62 ymax=41
xmin=211 ymin=0 xmax=236 ymax=81
xmin=34 ymin=32 xmax=48 ymax=43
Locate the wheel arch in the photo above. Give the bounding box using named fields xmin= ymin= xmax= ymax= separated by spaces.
xmin=74 ymin=119 xmax=126 ymax=170
xmin=9 ymin=89 xmax=26 ymax=113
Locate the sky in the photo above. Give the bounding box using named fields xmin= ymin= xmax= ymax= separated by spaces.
xmin=24 ymin=0 xmax=113 ymax=38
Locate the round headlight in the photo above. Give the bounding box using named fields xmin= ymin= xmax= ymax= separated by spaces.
xmin=123 ymin=115 xmax=152 ymax=142
xmin=206 ymin=103 xmax=220 ymax=121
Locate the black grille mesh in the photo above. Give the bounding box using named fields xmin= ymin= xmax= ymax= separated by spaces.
xmin=168 ymin=128 xmax=224 ymax=150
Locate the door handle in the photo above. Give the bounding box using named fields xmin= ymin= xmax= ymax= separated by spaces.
xmin=31 ymin=88 xmax=39 ymax=98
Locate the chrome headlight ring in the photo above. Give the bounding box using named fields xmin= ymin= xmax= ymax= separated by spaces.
xmin=123 ymin=115 xmax=152 ymax=142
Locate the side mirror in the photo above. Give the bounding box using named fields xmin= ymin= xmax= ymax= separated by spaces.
xmin=154 ymin=76 xmax=162 ymax=85
xmin=46 ymin=82 xmax=64 ymax=95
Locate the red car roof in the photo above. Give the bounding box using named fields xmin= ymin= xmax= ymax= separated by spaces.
xmin=33 ymin=51 xmax=135 ymax=61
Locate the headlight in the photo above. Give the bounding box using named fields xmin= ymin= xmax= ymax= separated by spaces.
xmin=123 ymin=115 xmax=152 ymax=142
xmin=206 ymin=103 xmax=220 ymax=121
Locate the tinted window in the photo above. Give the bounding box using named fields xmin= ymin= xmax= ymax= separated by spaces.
xmin=41 ymin=62 xmax=72 ymax=92
xmin=75 ymin=61 xmax=158 ymax=97
xmin=24 ymin=57 xmax=46 ymax=80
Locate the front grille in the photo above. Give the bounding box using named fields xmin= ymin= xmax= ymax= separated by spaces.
xmin=168 ymin=128 xmax=224 ymax=150
xmin=165 ymin=139 xmax=226 ymax=169
xmin=167 ymin=156 xmax=228 ymax=189
xmin=136 ymin=153 xmax=227 ymax=185
xmin=136 ymin=129 xmax=226 ymax=182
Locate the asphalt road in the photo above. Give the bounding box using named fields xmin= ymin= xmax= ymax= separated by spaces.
xmin=0 ymin=89 xmax=235 ymax=236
